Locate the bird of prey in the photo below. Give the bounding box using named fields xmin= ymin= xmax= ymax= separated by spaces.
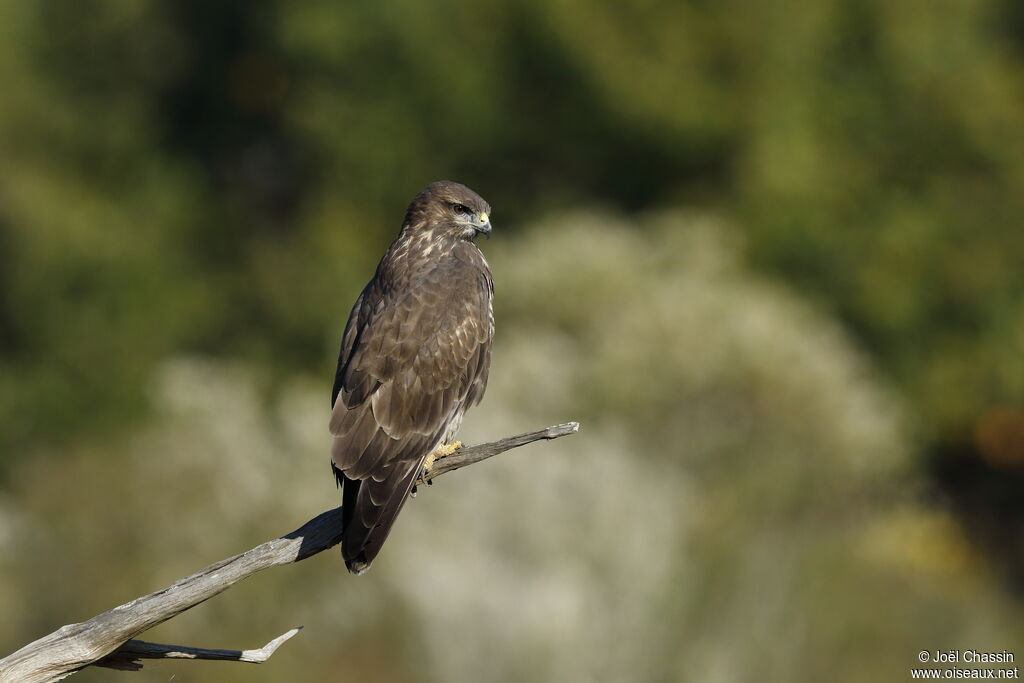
xmin=329 ymin=181 xmax=494 ymax=574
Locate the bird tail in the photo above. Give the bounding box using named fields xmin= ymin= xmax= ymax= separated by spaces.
xmin=338 ymin=458 xmax=423 ymax=575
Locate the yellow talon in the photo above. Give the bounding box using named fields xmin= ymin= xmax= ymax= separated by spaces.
xmin=421 ymin=441 xmax=462 ymax=481
xmin=438 ymin=440 xmax=462 ymax=457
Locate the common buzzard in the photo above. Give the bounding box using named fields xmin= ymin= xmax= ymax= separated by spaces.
xmin=330 ymin=181 xmax=494 ymax=574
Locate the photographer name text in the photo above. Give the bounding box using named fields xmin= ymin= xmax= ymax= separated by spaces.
xmin=921 ymin=651 xmax=1016 ymax=664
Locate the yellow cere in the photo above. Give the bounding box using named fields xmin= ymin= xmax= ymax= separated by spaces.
xmin=479 ymin=212 xmax=489 ymax=224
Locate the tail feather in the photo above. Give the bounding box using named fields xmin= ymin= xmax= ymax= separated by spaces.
xmin=338 ymin=458 xmax=424 ymax=574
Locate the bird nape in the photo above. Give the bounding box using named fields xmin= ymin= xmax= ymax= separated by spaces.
xmin=328 ymin=181 xmax=495 ymax=574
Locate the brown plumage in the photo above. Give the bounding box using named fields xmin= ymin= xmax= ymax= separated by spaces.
xmin=330 ymin=181 xmax=494 ymax=574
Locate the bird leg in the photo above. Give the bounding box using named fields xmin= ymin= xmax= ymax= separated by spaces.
xmin=415 ymin=441 xmax=464 ymax=491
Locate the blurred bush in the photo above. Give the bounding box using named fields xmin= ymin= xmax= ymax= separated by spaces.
xmin=2 ymin=215 xmax=1019 ymax=682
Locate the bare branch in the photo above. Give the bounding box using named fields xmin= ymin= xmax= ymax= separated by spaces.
xmin=95 ymin=627 xmax=303 ymax=671
xmin=0 ymin=422 xmax=579 ymax=683
xmin=423 ymin=421 xmax=579 ymax=481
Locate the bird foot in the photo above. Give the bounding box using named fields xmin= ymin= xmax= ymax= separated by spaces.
xmin=416 ymin=441 xmax=463 ymax=488
xmin=437 ymin=440 xmax=463 ymax=458
xmin=422 ymin=452 xmax=437 ymax=474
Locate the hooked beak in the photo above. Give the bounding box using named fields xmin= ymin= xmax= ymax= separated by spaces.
xmin=474 ymin=212 xmax=492 ymax=239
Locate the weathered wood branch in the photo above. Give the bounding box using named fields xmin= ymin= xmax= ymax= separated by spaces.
xmin=94 ymin=627 xmax=303 ymax=671
xmin=0 ymin=421 xmax=579 ymax=683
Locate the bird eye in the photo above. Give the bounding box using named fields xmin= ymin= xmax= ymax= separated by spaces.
xmin=452 ymin=203 xmax=470 ymax=216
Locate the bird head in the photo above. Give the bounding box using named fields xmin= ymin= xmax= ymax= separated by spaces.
xmin=403 ymin=181 xmax=492 ymax=241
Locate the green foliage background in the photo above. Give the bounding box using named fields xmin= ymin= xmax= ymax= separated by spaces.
xmin=0 ymin=1 xmax=1022 ymax=681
